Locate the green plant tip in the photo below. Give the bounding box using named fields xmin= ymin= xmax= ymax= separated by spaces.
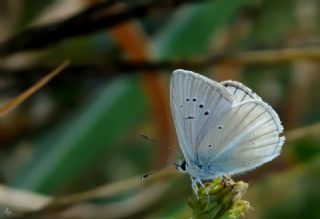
xmin=188 ymin=178 xmax=251 ymax=219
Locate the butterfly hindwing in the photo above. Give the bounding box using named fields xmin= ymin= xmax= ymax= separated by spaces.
xmin=197 ymin=99 xmax=284 ymax=178
xmin=221 ymin=80 xmax=262 ymax=102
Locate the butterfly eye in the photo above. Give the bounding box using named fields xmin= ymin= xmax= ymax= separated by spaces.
xmin=181 ymin=160 xmax=187 ymax=171
xmin=175 ymin=160 xmax=187 ymax=173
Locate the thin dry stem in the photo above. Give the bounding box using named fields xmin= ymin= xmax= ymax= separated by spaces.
xmin=232 ymin=47 xmax=320 ymax=64
xmin=0 ymin=60 xmax=69 ymax=117
xmin=0 ymin=169 xmax=177 ymax=213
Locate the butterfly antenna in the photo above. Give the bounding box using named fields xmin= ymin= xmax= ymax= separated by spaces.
xmin=140 ymin=162 xmax=175 ymax=180
xmin=139 ymin=132 xmax=158 ymax=143
xmin=139 ymin=132 xmax=182 ymax=157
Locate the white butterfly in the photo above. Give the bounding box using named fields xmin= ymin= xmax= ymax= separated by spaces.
xmin=170 ymin=69 xmax=285 ymax=195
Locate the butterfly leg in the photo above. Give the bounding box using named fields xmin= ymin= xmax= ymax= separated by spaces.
xmin=191 ymin=177 xmax=199 ymax=199
xmin=196 ymin=177 xmax=210 ymax=202
xmin=192 ymin=177 xmax=209 ymax=202
xmin=222 ymin=174 xmax=230 ymax=180
xmin=222 ymin=175 xmax=232 ymax=184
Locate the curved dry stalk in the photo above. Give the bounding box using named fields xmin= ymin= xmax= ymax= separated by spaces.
xmin=0 ymin=60 xmax=69 ymax=117
xmin=231 ymin=47 xmax=320 ymax=64
xmin=62 ymin=182 xmax=170 ymax=219
xmin=0 ymin=184 xmax=51 ymax=211
xmin=0 ymin=169 xmax=177 ymax=214
xmin=47 ymin=169 xmax=176 ymax=208
xmin=285 ymin=121 xmax=320 ymax=143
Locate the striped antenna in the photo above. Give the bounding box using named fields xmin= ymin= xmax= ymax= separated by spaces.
xmin=139 ymin=132 xmax=181 ymax=157
xmin=140 ymin=162 xmax=175 ymax=180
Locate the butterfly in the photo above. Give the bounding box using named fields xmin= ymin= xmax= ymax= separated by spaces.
xmin=170 ymin=69 xmax=285 ymax=196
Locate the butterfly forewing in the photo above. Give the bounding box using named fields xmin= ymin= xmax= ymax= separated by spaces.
xmin=170 ymin=70 xmax=233 ymax=164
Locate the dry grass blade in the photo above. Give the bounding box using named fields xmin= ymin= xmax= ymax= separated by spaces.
xmin=285 ymin=121 xmax=320 ymax=142
xmin=0 ymin=60 xmax=69 ymax=117
xmin=7 ymin=169 xmax=176 ymax=219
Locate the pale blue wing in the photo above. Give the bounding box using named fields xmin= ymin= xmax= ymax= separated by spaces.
xmin=197 ymin=99 xmax=285 ymax=179
xmin=170 ymin=69 xmax=233 ymax=164
xmin=221 ymin=80 xmax=262 ymax=102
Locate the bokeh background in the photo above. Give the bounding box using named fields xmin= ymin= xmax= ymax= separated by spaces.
xmin=0 ymin=0 xmax=320 ymax=218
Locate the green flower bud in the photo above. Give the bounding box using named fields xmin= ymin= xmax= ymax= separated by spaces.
xmin=188 ymin=178 xmax=251 ymax=219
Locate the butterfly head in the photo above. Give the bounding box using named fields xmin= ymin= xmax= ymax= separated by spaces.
xmin=175 ymin=159 xmax=188 ymax=173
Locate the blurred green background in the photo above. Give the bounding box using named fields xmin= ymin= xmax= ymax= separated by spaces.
xmin=0 ymin=0 xmax=320 ymax=218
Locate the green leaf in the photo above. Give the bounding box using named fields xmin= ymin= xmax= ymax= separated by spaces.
xmin=154 ymin=0 xmax=246 ymax=59
xmin=13 ymin=75 xmax=146 ymax=193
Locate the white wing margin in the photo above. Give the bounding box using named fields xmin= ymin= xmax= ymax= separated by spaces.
xmin=170 ymin=69 xmax=233 ymax=164
xmin=221 ymin=80 xmax=262 ymax=102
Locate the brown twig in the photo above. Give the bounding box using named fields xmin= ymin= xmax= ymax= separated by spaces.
xmin=2 ymin=47 xmax=320 ymax=83
xmin=0 ymin=0 xmax=207 ymax=57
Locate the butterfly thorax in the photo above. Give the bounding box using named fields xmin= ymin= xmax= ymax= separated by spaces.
xmin=175 ymin=159 xmax=220 ymax=180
